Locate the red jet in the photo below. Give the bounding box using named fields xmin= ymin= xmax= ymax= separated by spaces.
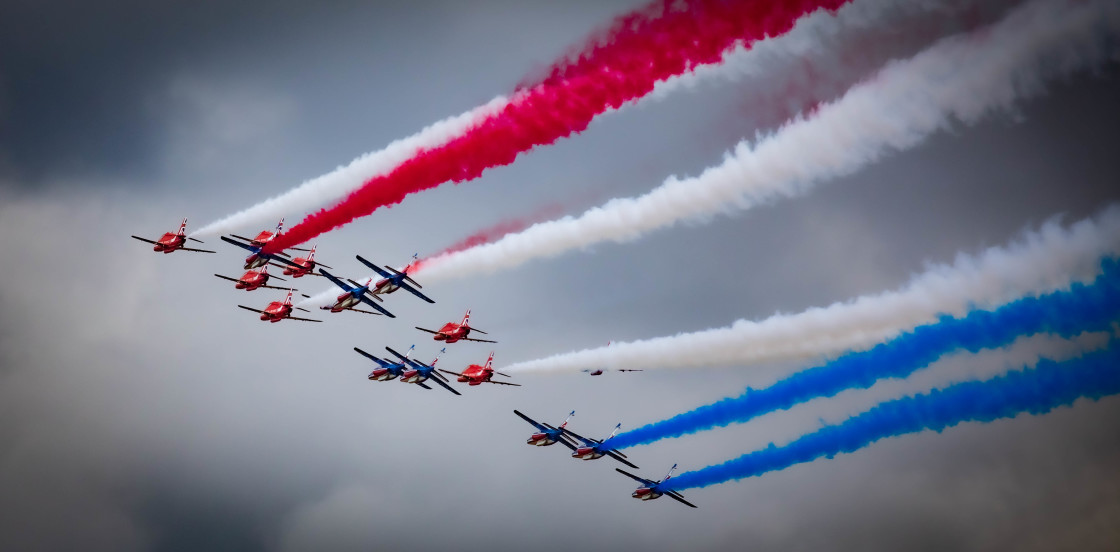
xmin=238 ymin=290 xmax=322 ymax=323
xmin=438 ymin=352 xmax=520 ymax=386
xmin=272 ymin=245 xmax=331 ymax=278
xmin=415 ymin=309 xmax=496 ymax=344
xmin=214 ymin=266 xmax=302 ymax=293
xmin=131 ymin=219 xmax=215 ymax=254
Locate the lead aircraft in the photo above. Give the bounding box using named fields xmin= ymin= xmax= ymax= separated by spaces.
xmin=513 ymin=410 xmax=577 ymax=451
xmin=318 ymin=269 xmax=394 ymax=317
xmin=238 ymin=290 xmax=322 ymax=323
xmin=386 ymin=346 xmax=460 ymax=396
xmin=132 ymin=219 xmax=215 ymax=254
xmin=615 ymin=464 xmax=697 ymax=508
xmin=563 ymin=423 xmax=639 ymax=469
xmin=416 ymin=309 xmax=496 ymax=344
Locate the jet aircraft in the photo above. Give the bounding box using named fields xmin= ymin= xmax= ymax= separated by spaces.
xmin=355 ymin=254 xmax=434 ymax=303
xmin=513 ymin=410 xmax=577 ymax=451
xmin=238 ymin=290 xmax=322 ymax=323
xmin=416 ymin=309 xmax=496 ymax=343
xmin=272 ymin=245 xmax=331 ymax=278
xmin=438 ymin=352 xmax=519 ymax=386
xmin=386 ymin=346 xmax=460 ymax=395
xmin=318 ymin=269 xmax=394 ymax=317
xmin=615 ymin=464 xmax=697 ymax=508
xmin=131 ymin=219 xmax=215 ymax=254
xmin=563 ymin=423 xmax=639 ymax=469
xmin=214 ymin=266 xmax=300 ymax=293
xmin=354 ymin=345 xmax=431 ymax=387
xmin=582 ymin=342 xmax=642 ymax=376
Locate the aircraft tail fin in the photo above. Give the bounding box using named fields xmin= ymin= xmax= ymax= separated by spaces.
xmin=284 ymin=289 xmax=294 ymax=305
xmin=664 ymin=464 xmax=678 ymax=481
xmin=606 ymin=423 xmax=622 ymax=440
xmin=431 ymin=347 xmax=446 ymax=366
xmin=178 ymin=218 xmax=188 ymax=235
xmin=462 ymin=309 xmax=471 ymax=327
xmin=276 ymin=218 xmax=285 ymax=234
xmin=560 ymin=410 xmax=575 ymax=429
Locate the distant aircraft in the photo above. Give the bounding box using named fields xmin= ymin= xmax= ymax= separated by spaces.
xmin=131 ymin=218 xmax=215 ymax=254
xmin=355 ymin=254 xmax=435 ymax=303
xmin=615 ymin=464 xmax=697 ymax=508
xmin=214 ymin=266 xmax=301 ymax=293
xmin=438 ymin=352 xmax=519 ymax=386
xmin=385 ymin=346 xmax=461 ymax=395
xmin=272 ymin=245 xmax=331 ymax=278
xmin=513 ymin=410 xmax=577 ymax=451
xmin=416 ymin=309 xmax=496 ymax=343
xmin=353 ymin=345 xmax=429 ymax=387
xmin=318 ymin=269 xmax=394 ymax=317
xmin=238 ymin=290 xmax=322 ymax=323
xmin=221 ymin=219 xmax=308 ymax=270
xmin=583 ymin=342 xmax=642 ymax=376
xmin=563 ymin=423 xmax=639 ymax=469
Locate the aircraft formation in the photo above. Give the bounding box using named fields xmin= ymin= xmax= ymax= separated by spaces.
xmin=134 ymin=217 xmax=675 ymax=506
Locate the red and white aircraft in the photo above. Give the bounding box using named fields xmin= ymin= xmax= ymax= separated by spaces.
xmin=416 ymin=309 xmax=496 ymax=344
xmin=221 ymin=218 xmax=309 ymax=270
xmin=272 ymin=245 xmax=331 ymax=278
xmin=238 ymin=290 xmax=322 ymax=323
xmin=214 ymin=266 xmax=302 ymax=293
xmin=439 ymin=352 xmax=519 ymax=386
xmin=131 ymin=219 xmax=215 ymax=254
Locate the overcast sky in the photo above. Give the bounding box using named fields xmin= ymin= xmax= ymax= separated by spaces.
xmin=2 ymin=1 xmax=1119 ymax=550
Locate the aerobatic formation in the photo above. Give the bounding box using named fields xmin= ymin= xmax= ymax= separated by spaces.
xmin=136 ymin=0 xmax=1120 ymax=510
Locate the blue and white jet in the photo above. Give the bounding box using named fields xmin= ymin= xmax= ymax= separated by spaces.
xmin=354 ymin=345 xmax=429 ymax=387
xmin=386 ymin=346 xmax=460 ymax=396
xmin=318 ymin=268 xmax=395 ymax=317
xmin=356 ymin=254 xmax=435 ymax=304
xmin=563 ymin=423 xmax=639 ymax=469
xmin=513 ymin=410 xmax=578 ymax=452
xmin=615 ymin=464 xmax=697 ymax=508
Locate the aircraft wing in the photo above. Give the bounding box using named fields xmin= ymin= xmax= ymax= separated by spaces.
xmin=415 ymin=381 xmax=432 ymax=390
xmin=318 ymin=269 xmax=353 ymax=292
xmin=237 ymin=305 xmax=264 ymax=314
xmin=605 ymin=450 xmax=640 ymax=470
xmin=214 ymin=274 xmax=241 ymax=283
xmin=229 ymin=234 xmax=255 ymax=243
xmin=396 ymin=280 xmax=435 ymax=304
xmin=347 ymin=307 xmax=384 ymax=316
xmin=427 ymin=374 xmax=462 ymax=396
xmin=180 ymin=246 xmax=217 ymax=253
xmin=463 ymin=336 xmax=498 ymax=344
xmin=513 ymin=410 xmax=550 ymax=433
xmin=359 ymin=294 xmax=395 ymax=318
xmin=355 ymin=255 xmax=394 ymax=279
xmin=438 ymin=368 xmax=466 ymax=378
xmin=385 ymin=346 xmax=422 ymax=367
xmin=486 ymin=380 xmax=521 ymax=386
xmin=665 ymin=490 xmax=698 ymax=508
xmin=287 ymin=315 xmax=323 ymax=323
xmin=615 ymin=468 xmax=656 ymax=487
xmin=354 ymin=347 xmax=393 ymax=368
xmin=221 ymin=235 xmax=259 ymax=253
xmin=415 ymin=327 xmax=441 ymax=335
xmin=131 ymin=235 xmax=158 ymax=245
xmin=561 ymin=427 xmax=594 ymax=446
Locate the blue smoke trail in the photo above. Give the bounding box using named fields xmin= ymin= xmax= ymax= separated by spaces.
xmin=608 ymin=258 xmax=1120 ymax=450
xmin=665 ymin=344 xmax=1120 ymax=491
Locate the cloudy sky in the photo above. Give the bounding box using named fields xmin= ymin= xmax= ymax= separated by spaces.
xmin=2 ymin=1 xmax=1118 ymax=550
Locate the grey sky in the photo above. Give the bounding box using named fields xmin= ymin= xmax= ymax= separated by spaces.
xmin=1 ymin=1 xmax=1119 ymax=550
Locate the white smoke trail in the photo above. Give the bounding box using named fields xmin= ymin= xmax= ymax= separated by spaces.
xmin=416 ymin=0 xmax=1120 ymax=282
xmin=507 ymin=208 xmax=1120 ymax=372
xmin=191 ymin=96 xmax=509 ymax=237
xmin=198 ymin=0 xmax=1003 ymax=240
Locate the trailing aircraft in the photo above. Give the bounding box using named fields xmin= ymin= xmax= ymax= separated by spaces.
xmin=563 ymin=423 xmax=639 ymax=469
xmin=214 ymin=266 xmax=300 ymax=293
xmin=238 ymin=290 xmax=322 ymax=323
xmin=438 ymin=352 xmax=519 ymax=386
xmin=615 ymin=464 xmax=697 ymax=508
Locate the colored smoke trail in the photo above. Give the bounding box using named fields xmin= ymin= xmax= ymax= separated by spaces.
xmin=264 ymin=0 xmax=849 ymax=253
xmin=191 ymin=97 xmax=508 ymax=237
xmin=506 ymin=209 xmax=1120 ymax=374
xmin=415 ymin=0 xmax=1120 ymax=282
xmin=606 ymin=257 xmax=1120 ymax=450
xmin=665 ymin=344 xmax=1120 ymax=492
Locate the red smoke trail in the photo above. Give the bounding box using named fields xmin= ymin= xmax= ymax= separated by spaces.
xmin=411 ymin=204 xmax=568 ymax=273
xmin=266 ymin=0 xmax=847 ymax=253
